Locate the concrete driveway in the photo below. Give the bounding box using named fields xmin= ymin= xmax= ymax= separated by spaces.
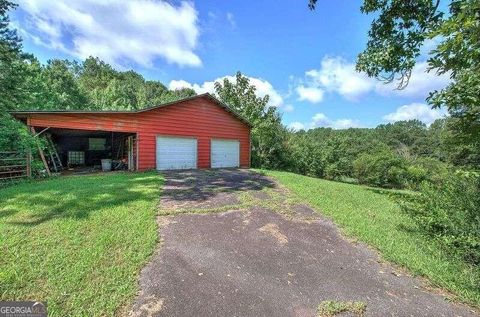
xmin=130 ymin=169 xmax=476 ymax=317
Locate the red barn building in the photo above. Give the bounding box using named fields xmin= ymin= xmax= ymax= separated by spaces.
xmin=11 ymin=93 xmax=251 ymax=171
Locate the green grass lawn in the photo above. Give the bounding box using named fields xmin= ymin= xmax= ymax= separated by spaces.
xmin=260 ymin=170 xmax=480 ymax=308
xmin=0 ymin=172 xmax=163 ymax=316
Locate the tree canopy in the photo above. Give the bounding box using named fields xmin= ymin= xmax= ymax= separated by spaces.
xmin=214 ymin=72 xmax=289 ymax=168
xmin=309 ymin=0 xmax=479 ymax=149
xmin=0 ymin=0 xmax=27 ymax=112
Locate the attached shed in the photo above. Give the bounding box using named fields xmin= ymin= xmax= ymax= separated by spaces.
xmin=11 ymin=93 xmax=251 ymax=171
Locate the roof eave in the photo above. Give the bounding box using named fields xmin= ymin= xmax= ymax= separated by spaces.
xmin=8 ymin=93 xmax=253 ymax=127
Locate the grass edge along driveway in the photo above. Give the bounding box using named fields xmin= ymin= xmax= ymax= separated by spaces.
xmin=260 ymin=170 xmax=479 ymax=309
xmin=0 ymin=172 xmax=163 ymax=316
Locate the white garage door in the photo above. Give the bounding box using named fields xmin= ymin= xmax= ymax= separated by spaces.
xmin=211 ymin=139 xmax=240 ymax=168
xmin=156 ymin=136 xmax=197 ymax=170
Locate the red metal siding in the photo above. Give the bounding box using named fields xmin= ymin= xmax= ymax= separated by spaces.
xmin=28 ymin=96 xmax=251 ymax=170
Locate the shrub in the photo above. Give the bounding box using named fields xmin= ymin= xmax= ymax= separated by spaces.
xmin=353 ymin=150 xmax=408 ymax=188
xmin=401 ymin=170 xmax=480 ymax=266
xmin=405 ymin=165 xmax=428 ymax=185
xmin=324 ymin=157 xmax=352 ymax=180
xmin=404 ymin=157 xmax=451 ymax=189
xmin=286 ymin=135 xmax=326 ymax=177
xmin=0 ymin=113 xmax=36 ymax=153
xmin=0 ymin=113 xmax=48 ymax=180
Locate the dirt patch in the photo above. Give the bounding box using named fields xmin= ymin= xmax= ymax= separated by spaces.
xmin=317 ymin=300 xmax=367 ymax=317
xmin=258 ymin=223 xmax=288 ymax=245
xmin=292 ymin=204 xmax=319 ymax=218
xmin=129 ymin=295 xmax=164 ymax=317
xmin=250 ymin=190 xmax=270 ymax=200
xmin=156 ymin=216 xmax=175 ymax=228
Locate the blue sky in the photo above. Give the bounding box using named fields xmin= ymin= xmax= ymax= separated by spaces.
xmin=12 ymin=0 xmax=449 ymax=129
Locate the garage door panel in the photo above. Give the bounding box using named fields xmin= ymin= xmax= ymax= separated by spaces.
xmin=211 ymin=139 xmax=240 ymax=168
xmin=156 ymin=136 xmax=197 ymax=170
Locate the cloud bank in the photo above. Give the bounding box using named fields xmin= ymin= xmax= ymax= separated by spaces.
xmin=296 ymin=56 xmax=451 ymax=103
xmin=169 ymin=75 xmax=292 ymax=112
xmin=19 ymin=0 xmax=201 ymax=68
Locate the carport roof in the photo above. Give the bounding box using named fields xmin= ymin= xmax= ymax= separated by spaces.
xmin=9 ymin=93 xmax=252 ymax=127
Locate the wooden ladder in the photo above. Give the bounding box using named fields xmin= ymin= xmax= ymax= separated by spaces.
xmin=45 ymin=134 xmax=63 ymax=173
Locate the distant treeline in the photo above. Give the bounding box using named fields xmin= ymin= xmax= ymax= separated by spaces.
xmin=282 ymin=118 xmax=479 ymax=189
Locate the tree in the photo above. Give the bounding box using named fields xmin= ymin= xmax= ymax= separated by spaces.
xmin=111 ymin=70 xmax=147 ymax=110
xmin=214 ymin=72 xmax=289 ymax=168
xmin=353 ymin=149 xmax=408 ymax=188
xmin=169 ymin=87 xmax=196 ymax=100
xmin=41 ymin=59 xmax=89 ymax=110
xmin=309 ymin=0 xmax=480 ymax=164
xmin=0 ymin=0 xmax=37 ymax=154
xmin=145 ymin=81 xmax=169 ymax=106
xmin=429 ymin=117 xmax=480 ymax=166
xmin=0 ymin=0 xmax=26 ymax=111
xmin=375 ymin=120 xmax=429 ymax=158
xmin=77 ymin=57 xmax=117 ymax=109
xmin=76 ymin=56 xmax=195 ymax=110
xmin=357 ymin=0 xmax=479 ymax=138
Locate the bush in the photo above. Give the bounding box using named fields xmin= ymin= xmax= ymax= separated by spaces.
xmin=0 ymin=113 xmax=47 ymax=180
xmin=404 ymin=157 xmax=451 ymax=189
xmin=401 ymin=170 xmax=480 ymax=266
xmin=0 ymin=113 xmax=36 ymax=153
xmin=353 ymin=150 xmax=408 ymax=188
xmin=285 ymin=135 xmax=326 ymax=177
xmin=324 ymin=158 xmax=352 ymax=180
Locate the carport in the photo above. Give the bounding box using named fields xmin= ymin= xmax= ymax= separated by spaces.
xmin=36 ymin=127 xmax=137 ymax=172
xmin=11 ymin=109 xmax=139 ymax=174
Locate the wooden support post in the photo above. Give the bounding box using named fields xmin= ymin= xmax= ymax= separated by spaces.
xmin=26 ymin=150 xmax=32 ymax=178
xmin=33 ymin=127 xmax=50 ymax=137
xmin=135 ymin=134 xmax=139 ymax=171
xmin=30 ymin=126 xmax=51 ymax=176
xmin=127 ymin=136 xmax=133 ymax=171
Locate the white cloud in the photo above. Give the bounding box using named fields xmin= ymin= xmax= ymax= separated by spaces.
xmin=311 ymin=112 xmax=361 ymax=129
xmin=290 ymin=113 xmax=361 ymax=131
xmin=311 ymin=113 xmax=331 ymax=127
xmin=375 ymin=62 xmax=451 ymax=98
xmin=296 ymin=85 xmax=324 ymax=103
xmin=297 ymin=56 xmax=451 ymax=102
xmin=288 ymin=121 xmax=305 ymax=131
xmin=332 ymin=119 xmax=362 ymax=129
xmin=305 ymin=57 xmax=373 ymax=101
xmin=226 ymin=12 xmax=236 ymax=28
xmin=383 ymin=103 xmax=447 ymax=125
xmin=19 ymin=0 xmax=201 ymax=68
xmin=168 ymin=79 xmax=196 ymax=91
xmin=168 ymin=75 xmax=287 ymax=111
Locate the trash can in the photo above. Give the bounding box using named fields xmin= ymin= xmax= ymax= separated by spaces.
xmin=101 ymin=159 xmax=112 ymax=171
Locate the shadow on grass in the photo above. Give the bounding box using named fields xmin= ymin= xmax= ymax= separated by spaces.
xmin=160 ymin=168 xmax=275 ymax=204
xmin=0 ymin=172 xmax=160 ymax=226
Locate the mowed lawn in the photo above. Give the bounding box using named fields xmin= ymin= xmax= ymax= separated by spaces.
xmin=261 ymin=170 xmax=480 ymax=308
xmin=0 ymin=172 xmax=163 ymax=316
